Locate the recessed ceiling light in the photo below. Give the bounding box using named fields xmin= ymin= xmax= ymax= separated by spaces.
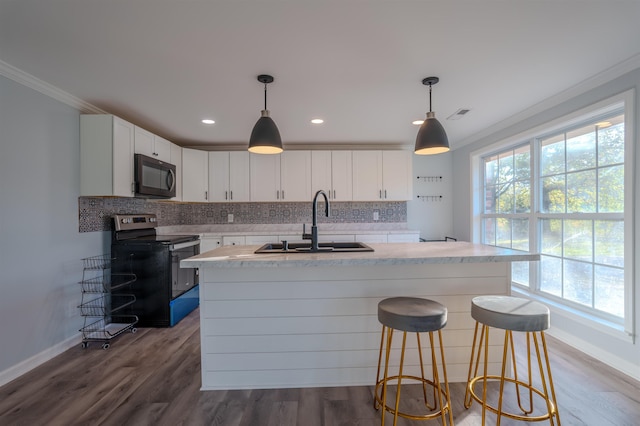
xmin=596 ymin=121 xmax=612 ymax=128
xmin=311 ymin=118 xmax=324 ymax=124
xmin=412 ymin=120 xmax=424 ymax=125
xmin=201 ymin=119 xmax=215 ymax=124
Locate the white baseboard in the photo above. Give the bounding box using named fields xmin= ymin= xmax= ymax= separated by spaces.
xmin=546 ymin=328 xmax=640 ymax=382
xmin=0 ymin=333 xmax=80 ymax=387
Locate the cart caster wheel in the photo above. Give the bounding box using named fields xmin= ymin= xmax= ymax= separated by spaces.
xmin=81 ymin=342 xmax=88 ymax=349
xmin=102 ymin=343 xmax=110 ymax=350
xmin=131 ymin=328 xmax=137 ymax=334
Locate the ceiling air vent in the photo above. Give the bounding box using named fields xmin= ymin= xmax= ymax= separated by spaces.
xmin=447 ymin=108 xmax=471 ymax=121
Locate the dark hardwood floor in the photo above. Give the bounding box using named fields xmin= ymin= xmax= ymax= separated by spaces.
xmin=1 ymin=308 xmax=639 ymax=425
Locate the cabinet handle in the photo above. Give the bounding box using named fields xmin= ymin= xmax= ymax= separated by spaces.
xmin=230 ymin=190 xmax=233 ymax=200
xmin=225 ymin=191 xmax=228 ymax=200
xmin=277 ymin=190 xmax=280 ymax=200
xmin=385 ymin=190 xmax=387 ymax=199
xmin=205 ymin=191 xmax=208 ymax=201
xmin=281 ymin=190 xmax=285 ymax=200
xmin=333 ymin=189 xmax=336 ymax=199
xmin=379 ymin=190 xmax=382 ymax=199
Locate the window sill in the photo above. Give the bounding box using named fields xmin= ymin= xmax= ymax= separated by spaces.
xmin=511 ymin=287 xmax=634 ymax=344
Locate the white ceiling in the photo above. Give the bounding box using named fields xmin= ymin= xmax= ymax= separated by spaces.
xmin=2 ymin=0 xmax=640 ymax=151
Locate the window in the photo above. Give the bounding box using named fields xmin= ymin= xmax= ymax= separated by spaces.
xmin=476 ymin=91 xmax=632 ymax=333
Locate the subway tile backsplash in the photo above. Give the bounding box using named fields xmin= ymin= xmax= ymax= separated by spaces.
xmin=78 ymin=197 xmax=407 ymax=232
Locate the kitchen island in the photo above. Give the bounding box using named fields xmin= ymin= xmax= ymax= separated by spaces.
xmin=182 ymin=242 xmax=538 ymax=391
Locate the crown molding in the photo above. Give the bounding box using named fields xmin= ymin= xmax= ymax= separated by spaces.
xmin=455 ymin=52 xmax=640 ymax=150
xmin=0 ymin=59 xmax=106 ymax=114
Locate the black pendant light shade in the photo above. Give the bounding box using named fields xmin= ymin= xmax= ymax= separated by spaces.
xmin=414 ymin=77 xmax=450 ymax=155
xmin=248 ymin=74 xmax=283 ymax=154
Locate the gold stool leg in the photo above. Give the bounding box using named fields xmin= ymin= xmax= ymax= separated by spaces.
xmin=534 ymin=331 xmax=562 ymax=425
xmin=416 ymin=332 xmax=437 ymax=411
xmin=465 ymin=321 xmax=484 ymax=409
xmin=375 ymin=325 xmax=386 ymax=410
xmin=391 ymin=331 xmax=408 ymax=426
xmin=380 ymin=326 xmax=394 ymax=426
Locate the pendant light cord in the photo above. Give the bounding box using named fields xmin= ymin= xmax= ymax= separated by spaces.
xmin=264 ymin=82 xmax=268 ymax=110
xmin=429 ymin=83 xmax=433 ymax=113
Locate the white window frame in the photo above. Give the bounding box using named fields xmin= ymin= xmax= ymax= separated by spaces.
xmin=470 ymin=89 xmax=635 ymax=342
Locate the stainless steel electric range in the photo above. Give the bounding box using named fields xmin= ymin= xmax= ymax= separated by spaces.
xmin=111 ymin=214 xmax=200 ymax=327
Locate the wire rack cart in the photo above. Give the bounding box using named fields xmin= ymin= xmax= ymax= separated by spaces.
xmin=79 ymin=254 xmax=138 ymax=349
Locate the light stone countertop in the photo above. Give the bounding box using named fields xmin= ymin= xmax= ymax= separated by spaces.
xmin=181 ymin=241 xmax=539 ymax=269
xmin=159 ymin=223 xmax=420 ymax=237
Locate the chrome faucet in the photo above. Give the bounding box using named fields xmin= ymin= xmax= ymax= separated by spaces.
xmin=303 ymin=190 xmax=330 ymax=252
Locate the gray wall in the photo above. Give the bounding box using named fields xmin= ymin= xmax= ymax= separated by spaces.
xmin=0 ymin=75 xmax=105 ymax=382
xmin=451 ymin=67 xmax=640 ymax=380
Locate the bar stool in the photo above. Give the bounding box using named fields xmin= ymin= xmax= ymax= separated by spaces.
xmin=374 ymin=297 xmax=454 ymax=426
xmin=464 ymin=295 xmax=561 ymax=425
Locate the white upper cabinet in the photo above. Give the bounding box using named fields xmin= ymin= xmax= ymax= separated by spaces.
xmin=381 ymin=150 xmax=413 ymax=200
xmin=250 ymin=151 xmax=311 ymax=201
xmin=249 ymin=153 xmax=280 ymax=201
xmin=312 ymin=151 xmax=353 ymax=201
xmin=134 ymin=126 xmax=171 ymax=162
xmin=280 ymin=151 xmax=312 ymax=201
xmin=80 ymin=114 xmax=135 ymax=197
xmin=182 ymin=147 xmax=208 ymax=202
xmin=208 ymin=151 xmax=250 ymax=202
xmin=352 ymin=150 xmax=412 ymax=201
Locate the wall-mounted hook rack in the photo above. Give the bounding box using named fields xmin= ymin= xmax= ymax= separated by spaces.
xmin=417 ymin=195 xmax=443 ymax=202
xmin=416 ymin=176 xmax=443 ymax=182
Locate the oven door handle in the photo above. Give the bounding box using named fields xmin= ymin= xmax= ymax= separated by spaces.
xmin=170 ymin=240 xmax=200 ymax=251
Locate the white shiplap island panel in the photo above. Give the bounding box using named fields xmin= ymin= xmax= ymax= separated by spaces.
xmin=182 ymin=242 xmax=538 ymax=390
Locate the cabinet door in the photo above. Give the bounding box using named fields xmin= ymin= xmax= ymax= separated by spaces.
xmin=81 ymin=114 xmax=135 ymax=197
xmin=311 ymin=151 xmax=332 ymax=196
xmin=250 ymin=154 xmax=281 ymax=201
xmin=229 ymin=151 xmax=250 ymax=201
xmin=280 ymin=151 xmax=311 ymax=201
xmin=331 ymin=151 xmax=353 ymax=201
xmin=182 ymin=148 xmax=208 ymax=202
xmin=153 ymin=136 xmax=172 ymax=162
xmin=208 ymin=152 xmax=230 ymax=202
xmin=222 ymin=236 xmax=246 ymax=246
xmin=112 ymin=117 xmax=135 ymax=197
xmin=200 ymin=237 xmax=222 ymax=252
xmin=352 ymin=151 xmax=383 ymax=201
xmin=170 ymin=143 xmax=182 ymax=201
xmin=382 ymin=151 xmax=412 ymax=200
xmin=133 ymin=126 xmax=155 ymax=158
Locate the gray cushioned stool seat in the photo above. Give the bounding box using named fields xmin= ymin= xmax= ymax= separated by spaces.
xmin=378 ymin=297 xmax=447 ymax=333
xmin=471 ymin=295 xmax=550 ymax=332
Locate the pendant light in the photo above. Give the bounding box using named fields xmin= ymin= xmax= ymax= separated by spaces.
xmin=414 ymin=76 xmax=450 ymax=155
xmin=248 ymin=74 xmax=283 ymax=154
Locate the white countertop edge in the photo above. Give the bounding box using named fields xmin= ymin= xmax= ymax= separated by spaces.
xmin=181 ymin=242 xmax=539 ymax=269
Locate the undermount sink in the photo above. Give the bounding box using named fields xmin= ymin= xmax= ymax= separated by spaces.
xmin=254 ymin=241 xmax=374 ymax=254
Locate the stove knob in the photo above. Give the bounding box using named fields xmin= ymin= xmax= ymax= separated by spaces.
xmin=121 ymin=218 xmax=128 ymax=224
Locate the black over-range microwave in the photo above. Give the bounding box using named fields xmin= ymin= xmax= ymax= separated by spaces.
xmin=134 ymin=154 xmax=177 ymax=198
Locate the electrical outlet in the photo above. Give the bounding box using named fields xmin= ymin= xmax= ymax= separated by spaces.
xmin=373 ymin=211 xmax=379 ymax=221
xmin=228 ymin=214 xmax=234 ymax=223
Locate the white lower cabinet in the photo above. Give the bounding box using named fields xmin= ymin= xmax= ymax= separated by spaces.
xmin=355 ymin=234 xmax=388 ymax=243
xmin=222 ymin=236 xmax=246 ymax=246
xmin=200 ymin=236 xmax=222 ymax=253
xmin=317 ymin=234 xmax=356 ymax=243
xmin=387 ymin=233 xmax=420 ymax=243
xmin=245 ymin=235 xmax=279 ymax=245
